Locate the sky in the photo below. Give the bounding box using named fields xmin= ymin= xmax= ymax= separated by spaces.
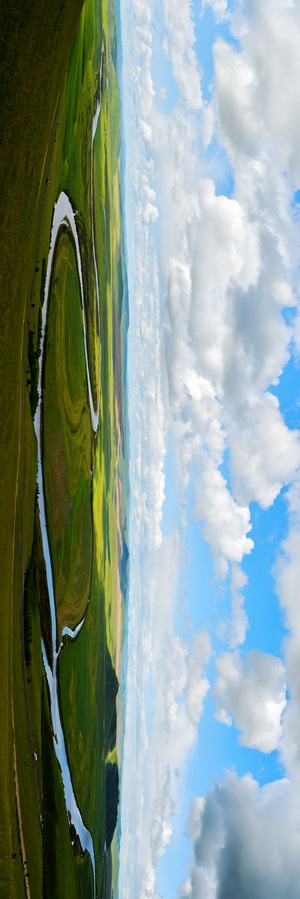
xmin=117 ymin=1 xmax=300 ymax=897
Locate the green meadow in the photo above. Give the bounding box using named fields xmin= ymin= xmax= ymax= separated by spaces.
xmin=0 ymin=0 xmax=128 ymax=896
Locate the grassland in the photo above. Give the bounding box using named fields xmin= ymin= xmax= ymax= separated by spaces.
xmin=53 ymin=1 xmax=128 ymax=891
xmin=0 ymin=3 xmax=85 ymax=895
xmin=41 ymin=675 xmax=94 ymax=899
xmin=42 ymin=229 xmax=93 ymax=640
xmin=0 ymin=0 xmax=128 ymax=896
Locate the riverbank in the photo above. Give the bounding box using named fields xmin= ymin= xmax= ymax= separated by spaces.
xmin=0 ymin=2 xmax=84 ymax=895
xmin=0 ymin=0 xmax=127 ymax=895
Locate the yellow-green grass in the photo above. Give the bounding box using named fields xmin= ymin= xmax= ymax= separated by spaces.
xmin=57 ymin=4 xmax=127 ymax=891
xmin=0 ymin=1 xmax=86 ymax=894
xmin=57 ymin=0 xmax=103 ymax=410
xmin=42 ymin=229 xmax=93 ymax=641
xmin=41 ymin=4 xmax=119 ymax=891
xmin=43 ymin=0 xmax=126 ymax=890
xmin=0 ymin=0 xmax=127 ymax=893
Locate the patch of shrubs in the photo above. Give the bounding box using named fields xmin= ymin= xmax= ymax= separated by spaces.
xmin=105 ymin=762 xmax=119 ymax=850
xmin=27 ymin=308 xmax=42 ymax=417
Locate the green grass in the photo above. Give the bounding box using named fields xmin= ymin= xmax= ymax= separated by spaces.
xmin=42 ymin=229 xmax=93 ymax=640
xmin=41 ymin=676 xmax=94 ymax=898
xmin=57 ymin=2 xmax=103 ymax=409
xmin=58 ymin=569 xmax=107 ymax=893
xmin=0 ymin=1 xmax=84 ymax=894
xmin=0 ymin=0 xmax=127 ymax=894
xmin=55 ymin=7 xmax=127 ymax=887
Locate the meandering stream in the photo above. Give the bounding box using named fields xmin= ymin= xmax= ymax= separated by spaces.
xmin=33 ymin=55 xmax=103 ymax=894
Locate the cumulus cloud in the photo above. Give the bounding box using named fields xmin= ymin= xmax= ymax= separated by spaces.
xmin=161 ymin=164 xmax=299 ymax=572
xmin=201 ymin=102 xmax=215 ymax=151
xmin=228 ymin=392 xmax=300 ymax=508
xmin=217 ymin=0 xmax=300 ymax=184
xmin=273 ymin=480 xmax=300 ymax=779
xmin=214 ymin=38 xmax=262 ymax=160
xmin=217 ymin=565 xmax=249 ymax=649
xmin=145 ymin=542 xmax=212 ymax=867
xmin=122 ymin=530 xmax=212 ymax=899
xmin=213 ymin=649 xmax=287 ymax=753
xmin=201 ymin=0 xmax=229 ymax=25
xmin=185 ymin=630 xmax=212 ymax=725
xmin=194 ymin=463 xmax=253 ymax=577
xmin=163 ymin=0 xmax=203 ymax=110
xmin=155 ymin=0 xmax=300 ymax=559
xmin=138 ymin=622 xmax=212 ymax=896
xmin=154 ymin=1 xmax=300 ymax=892
xmin=119 ymin=0 xmax=300 ymax=896
xmin=181 ymin=772 xmax=300 ymax=899
xmin=152 ymin=567 xmax=212 ymax=759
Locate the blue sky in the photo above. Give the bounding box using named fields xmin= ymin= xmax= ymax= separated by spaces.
xmin=117 ymin=1 xmax=300 ymax=897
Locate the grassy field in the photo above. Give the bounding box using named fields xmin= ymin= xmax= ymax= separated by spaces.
xmin=55 ymin=1 xmax=128 ymax=892
xmin=0 ymin=2 xmax=84 ymax=895
xmin=42 ymin=229 xmax=93 ymax=640
xmin=0 ymin=0 xmax=128 ymax=896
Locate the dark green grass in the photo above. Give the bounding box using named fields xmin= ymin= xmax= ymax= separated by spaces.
xmin=42 ymin=229 xmax=93 ymax=640
xmin=0 ymin=1 xmax=126 ymax=895
xmin=58 ymin=565 xmax=107 ymax=894
xmin=35 ymin=504 xmax=54 ymax=671
xmin=41 ymin=676 xmax=94 ymax=899
xmin=40 ymin=3 xmax=123 ymax=891
xmin=24 ymin=499 xmax=53 ymax=671
xmin=0 ymin=1 xmax=84 ymax=894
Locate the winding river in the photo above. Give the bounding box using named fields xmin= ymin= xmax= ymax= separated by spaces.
xmin=34 ymin=55 xmax=104 ymax=894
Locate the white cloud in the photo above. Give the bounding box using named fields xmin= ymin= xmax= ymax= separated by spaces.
xmin=161 ymin=33 xmax=169 ymax=58
xmin=213 ymin=649 xmax=287 ymax=753
xmin=217 ymin=565 xmax=249 ymax=648
xmin=162 ymin=0 xmax=203 ymax=110
xmin=139 ymin=117 xmax=152 ymax=142
xmin=201 ymin=0 xmax=229 ymax=25
xmin=143 ymin=542 xmax=212 ymax=874
xmin=181 ymin=772 xmax=300 ymax=899
xmin=158 ymin=86 xmax=168 ymax=101
xmin=120 ymin=528 xmax=212 ymax=899
xmin=194 ymin=463 xmax=253 ymax=577
xmin=228 ymin=392 xmax=300 ymax=508
xmin=185 ymin=630 xmax=212 ymax=725
xmin=180 ymin=455 xmax=300 ymax=899
xmin=188 ymin=796 xmax=206 ymax=842
xmin=275 ymin=515 xmax=300 ymax=644
xmin=161 ymin=167 xmax=299 ymax=563
xmin=214 ymin=3 xmax=300 ymax=185
xmin=119 ymin=0 xmax=300 ymax=895
xmin=201 ymin=102 xmax=215 ymax=151
xmin=247 ymin=2 xmax=300 ymax=186
xmin=273 ymin=481 xmax=300 ymax=780
xmin=190 ymin=182 xmax=260 ymax=369
xmin=154 ymin=75 xmax=300 ymax=601
xmin=214 ymin=38 xmax=262 ymax=160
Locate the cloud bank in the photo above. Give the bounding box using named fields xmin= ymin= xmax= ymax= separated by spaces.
xmin=172 ymin=0 xmax=300 ymax=891
xmin=213 ymin=649 xmax=286 ymax=753
xmin=181 ymin=772 xmax=300 ymax=899
xmin=119 ymin=0 xmax=300 ymax=896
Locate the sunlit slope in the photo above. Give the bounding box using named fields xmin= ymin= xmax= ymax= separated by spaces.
xmin=0 ymin=0 xmax=127 ymax=894
xmin=56 ymin=1 xmax=128 ymax=892
xmin=43 ymin=231 xmax=93 ymax=640
xmin=0 ymin=2 xmax=84 ymax=896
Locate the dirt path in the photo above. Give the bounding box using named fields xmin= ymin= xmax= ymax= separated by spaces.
xmin=10 ymin=307 xmax=32 ymax=899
